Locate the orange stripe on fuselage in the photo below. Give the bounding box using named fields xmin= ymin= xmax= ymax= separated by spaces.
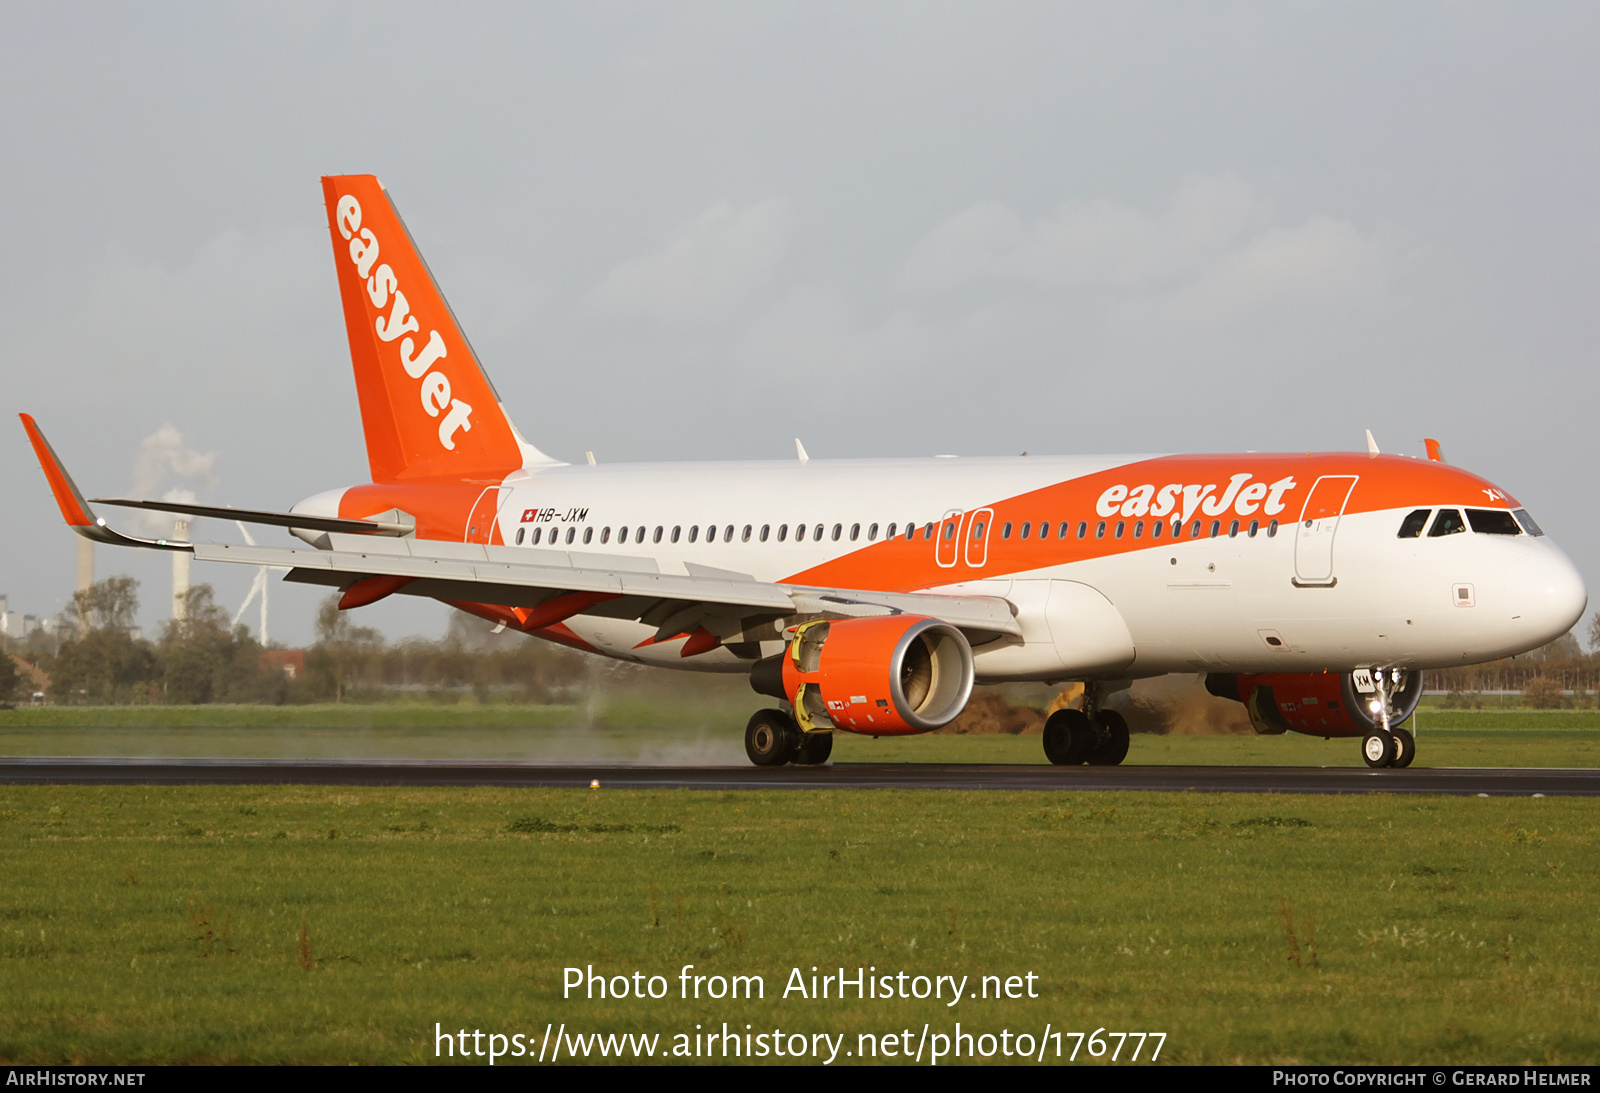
xmin=785 ymin=453 xmax=1518 ymax=592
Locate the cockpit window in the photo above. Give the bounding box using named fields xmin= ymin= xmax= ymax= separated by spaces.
xmin=1466 ymin=508 xmax=1522 ymax=536
xmin=1397 ymin=509 xmax=1430 ymax=538
xmin=1513 ymin=508 xmax=1545 ymax=537
xmin=1428 ymin=509 xmax=1466 ymax=537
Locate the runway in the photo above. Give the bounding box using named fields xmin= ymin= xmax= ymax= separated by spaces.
xmin=2 ymin=757 xmax=1597 ymax=795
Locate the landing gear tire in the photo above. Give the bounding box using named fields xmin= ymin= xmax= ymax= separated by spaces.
xmin=793 ymin=730 xmax=834 ymax=766
xmin=1087 ymin=710 xmax=1130 ymax=766
xmin=746 ymin=709 xmax=798 ymax=767
xmin=1390 ymin=727 xmax=1416 ymax=769
xmin=1043 ymin=708 xmax=1097 ymax=766
xmin=1362 ymin=730 xmax=1397 ymax=769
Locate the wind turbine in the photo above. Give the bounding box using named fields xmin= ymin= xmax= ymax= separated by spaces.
xmin=231 ymin=522 xmax=285 ymax=645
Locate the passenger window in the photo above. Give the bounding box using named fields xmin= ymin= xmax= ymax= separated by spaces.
xmin=1096 ymin=521 xmax=1106 ymax=539
xmin=850 ymin=523 xmax=860 ymax=541
xmin=600 ymin=527 xmax=611 ymax=544
xmin=815 ymin=524 xmax=825 ymax=541
xmin=972 ymin=520 xmax=985 ymax=542
xmin=671 ymin=526 xmax=681 ymax=543
xmin=1513 ymin=508 xmax=1545 ymax=536
xmin=943 ymin=521 xmax=957 ymax=542
xmin=1397 ymin=509 xmax=1431 ymax=538
xmin=1248 ymin=520 xmax=1259 ymax=537
xmin=1267 ymin=520 xmax=1278 ymax=538
xmin=725 ymin=526 xmax=735 ymax=543
xmin=1115 ymin=521 xmax=1125 ymax=539
xmin=1021 ymin=521 xmax=1032 ymax=540
xmin=582 ymin=528 xmax=593 ymax=545
xmin=923 ymin=522 xmax=935 ymax=540
xmin=1429 ymin=509 xmax=1466 ymax=537
xmin=654 ymin=526 xmax=664 ymax=544
xmin=565 ymin=527 xmax=576 ymax=544
xmin=1002 ymin=521 xmax=1013 ymax=540
xmin=1190 ymin=521 xmax=1202 ymax=538
xmin=531 ymin=527 xmax=542 ymax=545
xmin=831 ymin=524 xmax=842 ymax=541
xmin=742 ymin=525 xmax=752 ymax=542
xmin=778 ymin=524 xmax=788 ymax=542
xmin=1133 ymin=521 xmax=1143 ymax=539
xmin=1152 ymin=521 xmax=1162 ymax=540
xmin=515 ymin=527 xmax=525 ymax=545
xmin=1209 ymin=520 xmax=1220 ymax=538
xmin=1466 ymin=509 xmax=1521 ymax=535
xmin=760 ymin=524 xmax=770 ymax=542
xmin=868 ymin=523 xmax=878 ymax=541
xmin=1229 ymin=520 xmax=1240 ymax=538
xmin=688 ymin=526 xmax=699 ymax=543
xmin=885 ymin=523 xmax=896 ymax=539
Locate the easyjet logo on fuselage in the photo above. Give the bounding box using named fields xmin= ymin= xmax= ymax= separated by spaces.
xmin=334 ymin=195 xmax=474 ymax=452
xmin=1095 ymin=473 xmax=1298 ymax=526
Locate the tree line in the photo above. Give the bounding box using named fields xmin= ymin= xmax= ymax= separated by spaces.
xmin=1 ymin=575 xmax=1595 ymax=707
xmin=0 ymin=576 xmax=591 ymax=705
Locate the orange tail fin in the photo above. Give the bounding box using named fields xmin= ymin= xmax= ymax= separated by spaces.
xmin=320 ymin=175 xmax=555 ymax=483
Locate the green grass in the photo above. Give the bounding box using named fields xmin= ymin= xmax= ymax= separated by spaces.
xmin=1 ymin=785 xmax=1597 ymax=1064
xmin=3 ymin=703 xmax=1597 ymax=768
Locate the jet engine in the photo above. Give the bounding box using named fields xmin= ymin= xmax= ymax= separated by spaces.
xmin=1205 ymin=669 xmax=1423 ymax=737
xmin=750 ymin=615 xmax=975 ymax=735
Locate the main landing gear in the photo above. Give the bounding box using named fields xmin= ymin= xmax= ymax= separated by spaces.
xmin=745 ymin=708 xmax=833 ymax=767
xmin=1043 ymin=685 xmax=1130 ymax=766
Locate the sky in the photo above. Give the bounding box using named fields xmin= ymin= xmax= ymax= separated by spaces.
xmin=2 ymin=3 xmax=1597 ymax=648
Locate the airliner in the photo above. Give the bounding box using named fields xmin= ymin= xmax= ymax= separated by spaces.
xmin=22 ymin=175 xmax=1587 ymax=769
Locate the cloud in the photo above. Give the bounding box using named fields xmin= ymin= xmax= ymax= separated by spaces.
xmin=898 ymin=174 xmax=1269 ymax=294
xmin=1131 ymin=214 xmax=1388 ymax=328
xmin=590 ymin=199 xmax=792 ymax=325
xmin=730 ymin=286 xmax=1015 ymax=392
xmin=898 ymin=175 xmax=1389 ymax=336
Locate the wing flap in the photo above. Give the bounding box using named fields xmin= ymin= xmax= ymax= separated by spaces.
xmin=190 ymin=540 xmax=1022 ymax=638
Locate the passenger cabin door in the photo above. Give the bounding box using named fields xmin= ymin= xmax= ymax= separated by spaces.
xmin=964 ymin=507 xmax=994 ymax=568
xmin=935 ymin=509 xmax=963 ymax=568
xmin=1294 ymin=475 xmax=1358 ymax=586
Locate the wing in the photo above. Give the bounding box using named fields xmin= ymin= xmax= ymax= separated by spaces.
xmin=22 ymin=413 xmax=1019 ymax=649
xmin=194 ymin=533 xmax=1021 ymax=648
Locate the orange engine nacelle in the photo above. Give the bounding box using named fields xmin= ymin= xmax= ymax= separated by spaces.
xmin=1205 ymin=670 xmax=1423 ymax=738
xmin=749 ymin=615 xmax=975 ymax=736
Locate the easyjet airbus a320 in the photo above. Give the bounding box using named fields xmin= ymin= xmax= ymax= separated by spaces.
xmin=23 ymin=175 xmax=1588 ymax=768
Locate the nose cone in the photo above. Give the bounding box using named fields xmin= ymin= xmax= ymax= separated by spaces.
xmin=1508 ymin=545 xmax=1588 ymax=648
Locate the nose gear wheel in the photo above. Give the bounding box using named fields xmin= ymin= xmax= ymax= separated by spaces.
xmin=1362 ymin=730 xmax=1397 ymax=768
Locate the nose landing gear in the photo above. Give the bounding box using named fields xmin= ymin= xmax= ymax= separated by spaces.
xmin=1359 ymin=669 xmax=1417 ymax=769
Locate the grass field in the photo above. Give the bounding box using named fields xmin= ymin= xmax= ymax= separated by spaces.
xmin=1 ymin=783 xmax=1597 ymax=1065
xmin=3 ymin=702 xmax=1596 ymax=1064
xmin=1 ymin=703 xmax=1596 ymax=768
